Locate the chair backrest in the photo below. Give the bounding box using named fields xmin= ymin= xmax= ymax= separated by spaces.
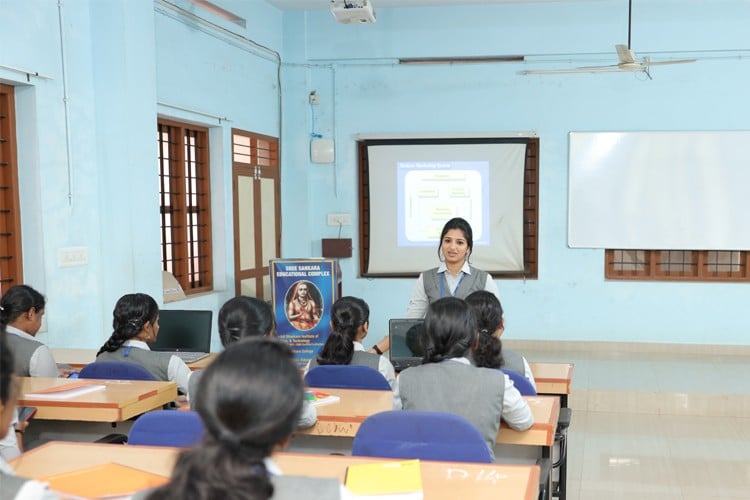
xmin=78 ymin=361 xmax=156 ymax=381
xmin=352 ymin=410 xmax=493 ymax=463
xmin=128 ymin=410 xmax=205 ymax=447
xmin=501 ymin=368 xmax=537 ymax=396
xmin=304 ymin=365 xmax=391 ymax=390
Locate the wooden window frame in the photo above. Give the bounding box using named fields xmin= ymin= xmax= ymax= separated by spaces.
xmin=158 ymin=118 xmax=213 ymax=294
xmin=0 ymin=84 xmax=23 ymax=294
xmin=605 ymin=249 xmax=750 ymax=282
xmin=358 ymin=137 xmax=539 ymax=280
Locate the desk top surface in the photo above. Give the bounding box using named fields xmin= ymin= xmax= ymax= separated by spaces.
xmin=52 ymin=348 xmax=214 ymax=371
xmin=11 ymin=442 xmax=539 ymax=500
xmin=298 ymin=388 xmax=558 ymax=447
xmin=529 ymin=362 xmax=574 ymax=395
xmin=18 ymin=377 xmax=177 ymax=422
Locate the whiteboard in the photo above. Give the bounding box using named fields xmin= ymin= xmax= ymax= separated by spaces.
xmin=568 ymin=131 xmax=750 ymax=250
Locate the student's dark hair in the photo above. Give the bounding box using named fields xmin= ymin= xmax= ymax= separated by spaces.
xmin=97 ymin=293 xmax=159 ymax=356
xmin=437 ymin=217 xmax=474 ymax=262
xmin=465 ymin=290 xmax=504 ymax=369
xmin=0 ymin=284 xmax=46 ymax=325
xmin=147 ymin=338 xmax=303 ymax=500
xmin=219 ymin=296 xmax=275 ymax=347
xmin=1 ymin=329 xmax=16 ymax=405
xmin=421 ymin=297 xmax=477 ymax=363
xmin=316 ymin=296 xmax=369 ymax=366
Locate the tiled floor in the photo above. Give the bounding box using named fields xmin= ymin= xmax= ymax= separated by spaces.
xmin=514 ymin=342 xmax=750 ymax=500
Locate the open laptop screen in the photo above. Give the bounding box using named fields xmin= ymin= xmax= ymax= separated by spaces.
xmin=388 ymin=318 xmax=425 ymax=372
xmin=151 ymin=310 xmax=212 ymax=353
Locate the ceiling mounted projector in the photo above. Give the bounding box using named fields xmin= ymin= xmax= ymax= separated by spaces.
xmin=330 ymin=0 xmax=376 ymax=24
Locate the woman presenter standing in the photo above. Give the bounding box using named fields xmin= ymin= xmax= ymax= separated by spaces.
xmin=370 ymin=217 xmax=500 ymax=355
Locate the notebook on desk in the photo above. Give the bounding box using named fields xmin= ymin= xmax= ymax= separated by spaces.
xmin=388 ymin=318 xmax=425 ymax=373
xmin=151 ymin=310 xmax=212 ymax=363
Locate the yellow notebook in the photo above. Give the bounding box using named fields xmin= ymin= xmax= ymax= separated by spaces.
xmin=345 ymin=459 xmax=423 ymax=499
xmin=39 ymin=462 xmax=169 ymax=499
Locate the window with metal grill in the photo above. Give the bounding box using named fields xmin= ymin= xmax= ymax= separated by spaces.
xmin=158 ymin=119 xmax=213 ymax=294
xmin=606 ymin=249 xmax=750 ymax=282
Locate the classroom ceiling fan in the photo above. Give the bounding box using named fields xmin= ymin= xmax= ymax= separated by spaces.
xmin=521 ymin=0 xmax=696 ymax=78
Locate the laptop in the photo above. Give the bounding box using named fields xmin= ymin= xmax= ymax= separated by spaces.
xmin=388 ymin=318 xmax=425 ymax=373
xmin=151 ymin=310 xmax=213 ymax=363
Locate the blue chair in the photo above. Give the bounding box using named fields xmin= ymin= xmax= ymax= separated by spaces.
xmin=128 ymin=410 xmax=205 ymax=447
xmin=78 ymin=361 xmax=156 ymax=381
xmin=501 ymin=368 xmax=537 ymax=396
xmin=352 ymin=410 xmax=493 ymax=463
xmin=304 ymin=365 xmax=391 ymax=390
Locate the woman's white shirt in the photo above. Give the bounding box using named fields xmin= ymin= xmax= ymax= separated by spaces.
xmin=406 ymin=261 xmax=500 ymax=319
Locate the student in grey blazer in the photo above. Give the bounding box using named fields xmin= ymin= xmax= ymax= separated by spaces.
xmin=399 ymin=297 xmax=534 ymax=458
xmin=212 ymin=296 xmax=316 ymax=429
xmin=143 ymin=338 xmax=341 ymax=500
xmin=96 ymin=293 xmax=193 ymax=397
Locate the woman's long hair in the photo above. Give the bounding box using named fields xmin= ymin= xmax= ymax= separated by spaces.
xmin=97 ymin=293 xmax=159 ymax=356
xmin=147 ymin=338 xmax=304 ymax=500
xmin=465 ymin=290 xmax=504 ymax=369
xmin=315 ymin=296 xmax=369 ymax=365
xmin=421 ymin=297 xmax=477 ymax=363
xmin=218 ymin=296 xmax=275 ymax=347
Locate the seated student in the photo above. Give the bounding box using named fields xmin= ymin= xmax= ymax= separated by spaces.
xmin=306 ymin=296 xmax=401 ymax=409
xmin=0 ymin=284 xmax=59 ymax=459
xmin=95 ymin=293 xmax=192 ymax=396
xmin=1 ymin=285 xmax=58 ymax=378
xmin=144 ymin=338 xmax=341 ymax=500
xmin=212 ymin=296 xmax=316 ymax=428
xmin=465 ymin=290 xmax=537 ymax=390
xmin=398 ymin=297 xmax=534 ymax=458
xmin=0 ymin=329 xmax=59 ymax=499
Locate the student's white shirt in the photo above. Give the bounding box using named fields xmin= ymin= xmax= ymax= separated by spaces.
xmin=450 ymin=357 xmax=534 ymax=431
xmin=406 ymin=261 xmax=500 ymax=318
xmin=0 ymin=417 xmax=20 ymax=461
xmin=5 ymin=326 xmax=58 ymax=378
xmin=0 ymin=455 xmax=59 ymax=499
xmin=122 ymin=340 xmax=192 ymax=395
xmin=521 ymin=357 xmax=537 ymax=391
xmin=352 ymin=341 xmax=402 ymax=410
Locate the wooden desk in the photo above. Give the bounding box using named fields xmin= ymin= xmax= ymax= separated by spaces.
xmin=297 ymin=388 xmax=394 ymax=438
xmin=11 ymin=442 xmax=540 ymax=500
xmin=52 ymin=348 xmax=215 ymax=372
xmin=498 ymin=396 xmax=559 ymax=448
xmin=276 ymin=452 xmax=540 ymax=500
xmin=529 ymin=362 xmax=574 ymax=407
xmin=18 ymin=377 xmax=177 ymax=422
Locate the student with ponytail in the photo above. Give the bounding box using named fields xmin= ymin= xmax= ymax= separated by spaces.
xmin=398 ymin=297 xmax=533 ymax=458
xmin=145 ymin=338 xmax=341 ymax=500
xmin=465 ymin=290 xmax=536 ymax=390
xmin=306 ymin=296 xmax=400 ymax=409
xmin=96 ymin=293 xmax=192 ymax=396
xmin=1 ymin=284 xmax=57 ymax=378
xmin=213 ymin=296 xmax=317 ymax=428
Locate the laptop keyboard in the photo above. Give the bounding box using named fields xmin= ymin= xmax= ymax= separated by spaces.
xmin=172 ymin=352 xmax=210 ymax=363
xmin=391 ymin=358 xmax=423 ymax=373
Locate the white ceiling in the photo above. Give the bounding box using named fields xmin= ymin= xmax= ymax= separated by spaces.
xmin=265 ymin=0 xmax=586 ymax=11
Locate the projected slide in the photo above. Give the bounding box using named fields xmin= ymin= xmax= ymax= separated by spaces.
xmin=397 ymin=161 xmax=489 ymax=247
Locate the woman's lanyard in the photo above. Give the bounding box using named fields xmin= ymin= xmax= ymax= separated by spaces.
xmin=124 ymin=345 xmax=132 ymax=357
xmin=439 ymin=272 xmax=466 ymax=298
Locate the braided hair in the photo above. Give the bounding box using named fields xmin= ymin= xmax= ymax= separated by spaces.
xmin=97 ymin=293 xmax=159 ymax=356
xmin=147 ymin=338 xmax=303 ymax=500
xmin=218 ymin=296 xmax=275 ymax=347
xmin=315 ymin=296 xmax=369 ymax=366
xmin=421 ymin=297 xmax=477 ymax=364
xmin=465 ymin=290 xmax=505 ymax=369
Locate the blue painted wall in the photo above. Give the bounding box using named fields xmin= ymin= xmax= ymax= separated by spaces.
xmin=1 ymin=0 xmax=748 ymax=349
